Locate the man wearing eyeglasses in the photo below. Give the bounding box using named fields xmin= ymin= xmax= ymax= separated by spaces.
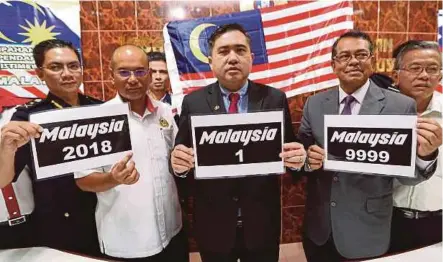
xmin=74 ymin=45 xmax=187 ymax=262
xmin=389 ymin=40 xmax=442 ymax=253
xmin=0 ymin=39 xmax=101 ymax=255
xmin=297 ymin=31 xmax=441 ymax=261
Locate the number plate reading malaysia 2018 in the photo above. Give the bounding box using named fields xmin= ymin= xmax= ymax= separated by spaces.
xmin=30 ymin=103 xmax=132 ymax=180
xmin=324 ymin=115 xmax=417 ymax=178
xmin=191 ymin=111 xmax=285 ymax=179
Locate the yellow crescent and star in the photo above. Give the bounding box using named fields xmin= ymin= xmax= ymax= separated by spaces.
xmin=0 ymin=0 xmax=60 ymax=46
xmin=189 ymin=23 xmax=216 ymax=64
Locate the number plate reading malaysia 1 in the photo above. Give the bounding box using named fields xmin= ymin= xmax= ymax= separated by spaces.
xmin=191 ymin=111 xmax=285 ymax=179
xmin=35 ymin=115 xmax=131 ymax=167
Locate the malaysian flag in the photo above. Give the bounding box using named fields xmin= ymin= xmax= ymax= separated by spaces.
xmin=0 ymin=1 xmax=81 ymax=111
xmin=164 ymin=0 xmax=353 ymax=112
xmin=438 ymin=9 xmax=442 ymax=91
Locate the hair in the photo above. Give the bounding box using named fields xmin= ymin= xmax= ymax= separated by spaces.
xmin=33 ymin=39 xmax=81 ymax=68
xmin=208 ymin=23 xmax=252 ymax=55
xmin=147 ymin=51 xmax=166 ymax=63
xmin=331 ymin=30 xmax=374 ymax=59
xmin=393 ymin=40 xmax=441 ymax=70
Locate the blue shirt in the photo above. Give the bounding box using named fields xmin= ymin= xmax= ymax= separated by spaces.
xmin=219 ymin=81 xmax=249 ymax=113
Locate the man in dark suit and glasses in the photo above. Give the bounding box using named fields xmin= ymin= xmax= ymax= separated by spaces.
xmin=298 ymin=30 xmax=442 ymax=261
xmin=170 ymin=23 xmax=306 ymax=262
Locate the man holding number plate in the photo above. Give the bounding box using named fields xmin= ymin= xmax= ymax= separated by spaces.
xmin=74 ymin=45 xmax=187 ymax=262
xmin=0 ymin=40 xmax=101 ymax=255
xmin=171 ymin=24 xmax=306 ymax=262
xmin=297 ymin=31 xmax=442 ymax=261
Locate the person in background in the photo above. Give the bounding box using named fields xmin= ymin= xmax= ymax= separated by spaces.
xmin=390 ymin=40 xmax=442 ymax=252
xmin=147 ymin=51 xmax=171 ymax=105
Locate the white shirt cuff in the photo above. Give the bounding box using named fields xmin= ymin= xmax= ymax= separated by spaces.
xmin=416 ymin=156 xmax=437 ymax=171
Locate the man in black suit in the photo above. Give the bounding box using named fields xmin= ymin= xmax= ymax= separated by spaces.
xmin=170 ymin=23 xmax=306 ymax=262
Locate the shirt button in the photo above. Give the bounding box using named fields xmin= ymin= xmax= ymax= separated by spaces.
xmin=232 ymin=197 xmax=239 ymax=202
xmin=13 ymin=211 xmax=17 ymax=215
xmin=331 ymin=201 xmax=336 ymax=207
xmin=333 ymin=176 xmax=339 ymax=182
xmin=8 ymin=197 xmax=13 ymax=200
xmin=64 ymin=212 xmax=70 ymax=218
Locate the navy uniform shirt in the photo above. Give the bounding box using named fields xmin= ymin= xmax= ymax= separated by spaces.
xmin=11 ymin=92 xmax=102 ymax=256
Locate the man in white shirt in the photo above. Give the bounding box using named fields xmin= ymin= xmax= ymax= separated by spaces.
xmin=0 ymin=106 xmax=34 ymax=249
xmin=390 ymin=40 xmax=443 ymax=252
xmin=75 ymin=45 xmax=187 ymax=261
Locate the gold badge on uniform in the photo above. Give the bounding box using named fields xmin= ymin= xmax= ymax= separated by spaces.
xmin=159 ymin=117 xmax=169 ymax=128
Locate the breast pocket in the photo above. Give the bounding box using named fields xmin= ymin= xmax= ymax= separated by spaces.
xmin=147 ymin=128 xmax=171 ymax=160
xmin=161 ymin=128 xmax=174 ymax=151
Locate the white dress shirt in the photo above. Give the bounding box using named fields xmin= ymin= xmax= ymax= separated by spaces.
xmin=0 ymin=108 xmax=34 ymax=222
xmin=75 ymin=95 xmax=182 ymax=258
xmin=394 ymin=91 xmax=442 ymax=211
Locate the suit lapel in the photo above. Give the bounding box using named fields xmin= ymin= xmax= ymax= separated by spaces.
xmin=247 ymin=81 xmax=265 ymax=112
xmin=359 ymin=81 xmax=385 ymax=115
xmin=323 ymin=87 xmax=340 ymax=115
xmin=206 ymin=82 xmax=226 ymax=114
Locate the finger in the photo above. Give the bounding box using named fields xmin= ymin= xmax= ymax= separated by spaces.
xmin=284 ymin=161 xmax=304 ymax=169
xmin=309 ymin=145 xmax=325 ymax=154
xmin=173 ymin=149 xmax=195 ymax=166
xmin=279 ymin=149 xmax=305 ymax=159
xmin=175 ymin=144 xmax=194 ymax=156
xmin=20 ymin=123 xmax=42 ymax=138
xmin=115 ymin=153 xmax=134 ymax=171
xmin=124 ymin=169 xmax=139 ymax=185
xmin=172 ymin=158 xmax=194 ymax=169
xmin=308 ymin=151 xmax=324 ymax=161
xmin=417 ymin=122 xmax=441 ymax=135
xmin=310 ymin=163 xmax=322 ymax=170
xmin=282 ymin=142 xmax=303 ymax=150
xmin=417 ymin=128 xmax=437 ymax=146
xmin=173 ymin=163 xmax=192 ymax=173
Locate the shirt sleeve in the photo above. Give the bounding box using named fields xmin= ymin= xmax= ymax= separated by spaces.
xmin=74 ymin=165 xmax=112 ymax=179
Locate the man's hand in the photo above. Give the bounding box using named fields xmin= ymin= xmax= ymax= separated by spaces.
xmin=0 ymin=121 xmax=42 ymax=153
xmin=110 ymin=153 xmax=139 ymax=185
xmin=307 ymin=145 xmax=325 ymax=171
xmin=279 ymin=142 xmax=306 ymax=169
xmin=417 ymin=118 xmax=442 ymax=158
xmin=171 ymin=144 xmax=194 ymax=174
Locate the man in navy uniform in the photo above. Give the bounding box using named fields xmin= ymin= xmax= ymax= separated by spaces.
xmin=0 ymin=39 xmax=100 ymax=255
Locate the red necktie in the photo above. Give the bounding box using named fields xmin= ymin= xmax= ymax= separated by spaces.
xmin=228 ymin=93 xmax=240 ymax=114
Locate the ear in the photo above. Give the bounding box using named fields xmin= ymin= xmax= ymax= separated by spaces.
xmin=109 ymin=67 xmax=115 ymax=84
xmin=392 ymin=70 xmax=400 ymax=86
xmin=251 ymin=52 xmax=255 ymax=62
xmin=35 ymin=68 xmax=45 ymax=81
xmin=208 ymin=56 xmax=213 ymax=71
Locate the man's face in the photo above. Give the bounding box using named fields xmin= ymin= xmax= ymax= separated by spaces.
xmin=149 ymin=60 xmax=169 ymax=92
xmin=36 ymin=47 xmax=82 ymax=95
xmin=111 ymin=48 xmax=151 ymax=101
xmin=331 ymin=37 xmax=373 ymax=88
xmin=209 ymin=30 xmax=254 ymax=91
xmin=393 ymin=49 xmax=442 ymax=101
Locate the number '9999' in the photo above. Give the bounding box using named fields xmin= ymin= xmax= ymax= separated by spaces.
xmin=345 ymin=149 xmax=390 ymax=163
xmin=62 ymin=140 xmax=112 ymax=160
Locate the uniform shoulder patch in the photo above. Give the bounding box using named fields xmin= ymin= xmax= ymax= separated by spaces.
xmin=18 ymin=98 xmax=46 ymax=109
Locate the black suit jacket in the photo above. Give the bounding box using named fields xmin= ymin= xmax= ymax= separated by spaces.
xmin=175 ymin=81 xmax=296 ymax=253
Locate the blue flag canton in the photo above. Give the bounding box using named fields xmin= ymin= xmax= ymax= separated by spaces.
xmin=0 ymin=1 xmax=80 ymax=47
xmin=167 ymin=9 xmax=268 ymax=75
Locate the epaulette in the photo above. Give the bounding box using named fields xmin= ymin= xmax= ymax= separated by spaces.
xmin=85 ymin=95 xmax=104 ymax=105
xmin=17 ymin=98 xmax=47 ymax=110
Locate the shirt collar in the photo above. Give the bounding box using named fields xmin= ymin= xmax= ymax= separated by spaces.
xmin=421 ymin=91 xmax=443 ymax=117
xmin=338 ymin=79 xmax=370 ymax=105
xmin=110 ymin=93 xmax=158 ymax=118
xmin=219 ymin=80 xmax=249 ymax=97
xmin=46 ymin=92 xmax=89 ymax=109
